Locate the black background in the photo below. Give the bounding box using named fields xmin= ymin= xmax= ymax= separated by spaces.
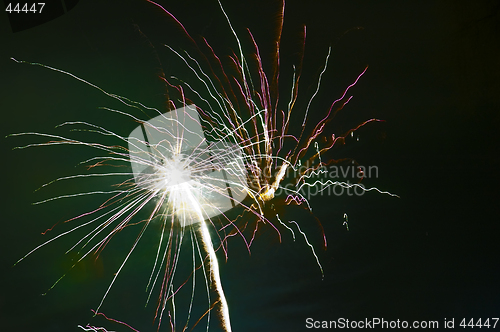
xmin=1 ymin=0 xmax=499 ymax=331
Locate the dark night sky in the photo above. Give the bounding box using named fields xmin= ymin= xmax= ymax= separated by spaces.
xmin=1 ymin=1 xmax=499 ymax=331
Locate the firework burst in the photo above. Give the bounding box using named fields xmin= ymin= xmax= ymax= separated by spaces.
xmin=9 ymin=0 xmax=397 ymax=331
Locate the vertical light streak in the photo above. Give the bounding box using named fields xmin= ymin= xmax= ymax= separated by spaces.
xmin=200 ymin=221 xmax=232 ymax=332
xmin=182 ymin=178 xmax=232 ymax=332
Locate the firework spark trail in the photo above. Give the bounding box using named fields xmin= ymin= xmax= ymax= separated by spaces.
xmin=8 ymin=89 xmax=247 ymax=331
xmin=156 ymin=0 xmax=386 ymax=214
xmin=77 ymin=309 xmax=141 ymax=332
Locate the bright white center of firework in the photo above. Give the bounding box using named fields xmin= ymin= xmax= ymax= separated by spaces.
xmin=127 ymin=105 xmax=248 ymax=226
xmin=162 ymin=157 xmax=191 ymax=187
xmin=155 ymin=157 xmax=203 ymax=226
